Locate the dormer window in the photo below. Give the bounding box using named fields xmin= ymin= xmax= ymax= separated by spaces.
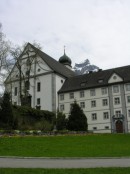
xmin=80 ymin=82 xmax=86 ymax=87
xmin=98 ymin=79 xmax=103 ymax=83
xmin=108 ymin=73 xmax=123 ymax=84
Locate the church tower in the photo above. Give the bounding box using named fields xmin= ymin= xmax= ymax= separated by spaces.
xmin=59 ymin=46 xmax=72 ymax=69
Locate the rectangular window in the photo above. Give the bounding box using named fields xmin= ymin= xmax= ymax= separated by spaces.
xmin=14 ymin=102 xmax=17 ymax=105
xmin=37 ymin=98 xmax=40 ymax=105
xmin=81 ymin=82 xmax=86 ymax=87
xmin=14 ymin=87 xmax=17 ymax=96
xmin=101 ymin=87 xmax=107 ymax=95
xmin=98 ymin=79 xmax=103 ymax=83
xmin=26 ymin=70 xmax=30 ymax=76
xmin=126 ymin=84 xmax=130 ymax=91
xmin=105 ymin=126 xmax=109 ymax=129
xmin=70 ymin=104 xmax=73 ymax=110
xmin=91 ymin=100 xmax=96 ymax=107
xmin=92 ymin=113 xmax=97 ymax=120
xmin=80 ymin=91 xmax=84 ymax=98
xmin=115 ymin=110 xmax=121 ymax=117
xmin=113 ymin=85 xmax=119 ymax=93
xmin=114 ymin=97 xmax=120 ymax=105
xmin=70 ymin=92 xmax=74 ymax=99
xmin=25 ymin=81 xmax=30 ymax=90
xmin=60 ymin=104 xmax=64 ymax=112
xmin=102 ymin=99 xmax=108 ymax=106
xmin=37 ymin=82 xmax=41 ymax=92
xmin=90 ymin=89 xmax=96 ymax=96
xmin=93 ymin=127 xmax=97 ymax=130
xmin=60 ymin=94 xmax=64 ymax=101
xmin=103 ymin=112 xmax=109 ymax=119
xmin=127 ymin=96 xmax=130 ymax=103
xmin=128 ymin=110 xmax=130 ymax=117
xmin=80 ymin=102 xmax=85 ymax=109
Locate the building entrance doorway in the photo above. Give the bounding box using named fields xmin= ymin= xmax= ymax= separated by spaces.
xmin=116 ymin=120 xmax=123 ymax=133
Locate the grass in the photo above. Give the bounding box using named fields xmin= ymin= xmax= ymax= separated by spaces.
xmin=0 ymin=168 xmax=130 ymax=174
xmin=0 ymin=134 xmax=130 ymax=157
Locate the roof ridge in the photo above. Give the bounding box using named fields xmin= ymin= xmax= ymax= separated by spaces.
xmin=29 ymin=43 xmax=75 ymax=78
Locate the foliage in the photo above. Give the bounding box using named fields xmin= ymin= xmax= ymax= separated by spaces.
xmin=67 ymin=101 xmax=88 ymax=131
xmin=9 ymin=41 xmax=42 ymax=104
xmin=0 ymin=23 xmax=11 ymax=92
xmin=0 ymin=92 xmax=14 ymax=129
xmin=10 ymin=41 xmax=42 ymax=60
xmin=56 ymin=112 xmax=67 ymax=130
xmin=12 ymin=105 xmax=55 ymax=131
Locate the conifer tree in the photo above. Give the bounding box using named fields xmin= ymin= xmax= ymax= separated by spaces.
xmin=0 ymin=92 xmax=14 ymax=129
xmin=68 ymin=100 xmax=88 ymax=131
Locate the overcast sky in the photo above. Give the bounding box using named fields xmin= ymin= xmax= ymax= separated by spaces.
xmin=1 ymin=0 xmax=130 ymax=69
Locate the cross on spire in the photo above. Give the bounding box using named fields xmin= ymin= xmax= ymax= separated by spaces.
xmin=64 ymin=45 xmax=66 ymax=55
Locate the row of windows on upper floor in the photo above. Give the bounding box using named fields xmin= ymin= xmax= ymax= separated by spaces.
xmin=60 ymin=84 xmax=130 ymax=101
xmin=91 ymin=110 xmax=130 ymax=121
xmin=14 ymin=82 xmax=41 ymax=96
xmin=60 ymin=96 xmax=130 ymax=111
xmin=14 ymin=82 xmax=130 ymax=97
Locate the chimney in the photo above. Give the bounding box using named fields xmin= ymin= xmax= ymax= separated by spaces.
xmin=98 ymin=69 xmax=102 ymax=72
xmin=89 ymin=71 xmax=93 ymax=74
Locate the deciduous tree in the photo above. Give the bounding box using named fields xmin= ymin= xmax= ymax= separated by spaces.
xmin=0 ymin=23 xmax=11 ymax=93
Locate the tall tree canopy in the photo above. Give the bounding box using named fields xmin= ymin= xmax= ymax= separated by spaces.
xmin=0 ymin=23 xmax=11 ymax=92
xmin=0 ymin=22 xmax=42 ymax=95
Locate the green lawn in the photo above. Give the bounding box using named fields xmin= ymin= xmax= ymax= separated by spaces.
xmin=0 ymin=168 xmax=130 ymax=174
xmin=0 ymin=134 xmax=130 ymax=157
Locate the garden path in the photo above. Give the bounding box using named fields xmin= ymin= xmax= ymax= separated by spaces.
xmin=0 ymin=157 xmax=130 ymax=168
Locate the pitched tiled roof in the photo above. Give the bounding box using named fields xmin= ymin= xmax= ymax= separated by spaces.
xmin=29 ymin=43 xmax=75 ymax=78
xmin=58 ymin=65 xmax=130 ymax=93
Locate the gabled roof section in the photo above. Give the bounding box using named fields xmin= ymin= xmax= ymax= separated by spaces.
xmin=29 ymin=43 xmax=75 ymax=78
xmin=58 ymin=65 xmax=130 ymax=93
xmin=108 ymin=72 xmax=123 ymax=84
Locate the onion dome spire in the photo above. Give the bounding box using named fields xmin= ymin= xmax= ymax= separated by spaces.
xmin=59 ymin=46 xmax=72 ymax=67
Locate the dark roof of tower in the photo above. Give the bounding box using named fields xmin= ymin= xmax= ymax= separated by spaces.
xmin=58 ymin=65 xmax=130 ymax=93
xmin=59 ymin=49 xmax=72 ymax=66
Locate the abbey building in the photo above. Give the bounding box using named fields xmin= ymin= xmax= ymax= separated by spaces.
xmin=5 ymin=43 xmax=130 ymax=133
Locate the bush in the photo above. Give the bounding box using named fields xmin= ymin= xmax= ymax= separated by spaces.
xmin=56 ymin=112 xmax=67 ymax=131
xmin=12 ymin=105 xmax=55 ymax=131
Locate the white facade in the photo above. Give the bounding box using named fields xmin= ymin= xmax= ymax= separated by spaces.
xmin=5 ymin=43 xmax=130 ymax=133
xmin=59 ymin=73 xmax=130 ymax=133
xmin=5 ymin=43 xmax=67 ymax=112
